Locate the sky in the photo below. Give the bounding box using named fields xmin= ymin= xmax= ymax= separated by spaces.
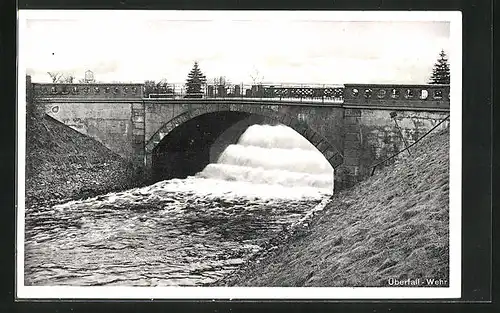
xmin=21 ymin=12 xmax=453 ymax=85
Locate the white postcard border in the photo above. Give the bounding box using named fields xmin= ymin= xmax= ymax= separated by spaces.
xmin=16 ymin=10 xmax=462 ymax=300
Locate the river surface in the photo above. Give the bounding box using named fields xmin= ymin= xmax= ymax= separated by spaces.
xmin=24 ymin=124 xmax=334 ymax=286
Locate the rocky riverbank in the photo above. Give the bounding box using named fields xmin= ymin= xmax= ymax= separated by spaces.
xmin=25 ymin=114 xmax=146 ymax=212
xmin=216 ymin=129 xmax=450 ymax=287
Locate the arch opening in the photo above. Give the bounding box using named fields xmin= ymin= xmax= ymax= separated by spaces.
xmin=151 ymin=111 xmax=251 ymax=182
xmin=149 ymin=109 xmax=343 ymax=193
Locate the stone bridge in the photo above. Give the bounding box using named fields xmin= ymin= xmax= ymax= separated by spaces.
xmin=27 ymin=78 xmax=450 ymax=191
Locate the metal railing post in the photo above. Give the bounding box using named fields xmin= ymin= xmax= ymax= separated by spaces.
xmin=390 ymin=112 xmax=411 ymax=156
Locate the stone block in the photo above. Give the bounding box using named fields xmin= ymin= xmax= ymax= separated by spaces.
xmin=144 ymin=153 xmax=153 ymax=167
xmin=333 ymin=167 xmax=358 ymax=191
xmin=133 ymin=154 xmax=145 ymax=167
xmin=345 ymin=132 xmax=360 ymax=142
xmin=344 ymin=155 xmax=360 ymax=166
xmin=344 ymin=108 xmax=362 ymax=117
xmin=282 ymin=115 xmax=293 ymax=126
xmin=292 ymin=124 xmax=306 ymax=135
xmin=133 ymin=128 xmax=144 ymax=135
xmin=308 ymin=130 xmax=319 ymax=143
xmin=329 ymin=153 xmax=344 ymax=167
xmin=132 ymin=103 xmax=144 ymax=109
xmin=344 ymin=124 xmax=361 ymax=133
xmin=344 ymin=140 xmax=360 ymax=150
xmin=343 ymin=165 xmax=359 ymax=176
xmin=175 ymin=114 xmax=190 ymax=124
xmin=132 ymin=115 xmax=144 ymax=123
xmin=316 ymin=141 xmax=329 ymax=153
xmin=302 ymin=127 xmax=312 ymax=140
xmin=133 ymin=134 xmax=144 ymax=144
xmin=323 ymin=150 xmax=336 ymax=161
xmin=344 ymin=146 xmax=360 ymax=158
xmin=218 ymin=103 xmax=230 ymax=111
xmin=249 ymin=106 xmax=259 ymax=114
xmin=344 ymin=116 xmax=360 ymax=125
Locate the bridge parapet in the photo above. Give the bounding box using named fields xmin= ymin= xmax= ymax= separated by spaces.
xmin=32 ymin=83 xmax=144 ymax=99
xmin=343 ymin=84 xmax=450 ymax=109
xmin=242 ymin=84 xmax=344 ymax=102
xmin=32 ymin=82 xmax=450 ymax=110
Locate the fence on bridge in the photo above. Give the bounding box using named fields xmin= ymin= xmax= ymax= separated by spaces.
xmin=146 ymin=83 xmax=345 ymax=104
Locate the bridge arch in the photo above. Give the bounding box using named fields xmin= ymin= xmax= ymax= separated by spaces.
xmin=145 ymin=105 xmax=344 ymax=181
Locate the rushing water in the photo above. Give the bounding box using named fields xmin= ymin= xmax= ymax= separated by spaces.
xmin=24 ymin=124 xmax=334 ymax=286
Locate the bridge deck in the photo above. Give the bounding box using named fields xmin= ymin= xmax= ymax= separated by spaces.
xmin=35 ymin=97 xmax=450 ymax=112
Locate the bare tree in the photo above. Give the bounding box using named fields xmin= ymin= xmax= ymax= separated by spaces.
xmin=157 ymin=78 xmax=171 ymax=93
xmin=63 ymin=75 xmax=75 ymax=83
xmin=47 ymin=72 xmax=75 ymax=83
xmin=47 ymin=72 xmax=63 ymax=83
xmin=144 ymin=79 xmax=172 ymax=97
xmin=249 ymin=68 xmax=264 ymax=85
xmin=144 ymin=80 xmax=158 ymax=97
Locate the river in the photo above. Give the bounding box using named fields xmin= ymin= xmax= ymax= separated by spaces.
xmin=24 ymin=124 xmax=334 ymax=286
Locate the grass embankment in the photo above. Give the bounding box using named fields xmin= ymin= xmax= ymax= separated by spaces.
xmin=220 ymin=129 xmax=450 ymax=287
xmin=25 ymin=114 xmax=145 ymax=211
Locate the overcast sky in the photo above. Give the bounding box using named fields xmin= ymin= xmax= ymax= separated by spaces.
xmin=22 ymin=12 xmax=452 ymax=85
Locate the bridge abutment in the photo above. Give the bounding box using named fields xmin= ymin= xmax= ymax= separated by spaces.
xmin=131 ymin=102 xmax=146 ymax=166
xmin=340 ymin=108 xmax=363 ymax=188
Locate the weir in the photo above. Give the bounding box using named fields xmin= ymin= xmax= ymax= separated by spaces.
xmin=29 ymin=78 xmax=450 ymax=191
xmin=197 ymin=124 xmax=334 ymax=192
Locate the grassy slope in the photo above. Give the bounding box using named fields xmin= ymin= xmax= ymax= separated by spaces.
xmin=25 ymin=114 xmax=143 ymax=210
xmin=222 ymin=129 xmax=449 ymax=287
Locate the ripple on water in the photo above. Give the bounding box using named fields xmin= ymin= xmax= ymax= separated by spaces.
xmin=25 ymin=177 xmax=329 ymax=286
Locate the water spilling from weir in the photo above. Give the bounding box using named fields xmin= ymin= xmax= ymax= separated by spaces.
xmin=198 ymin=124 xmax=334 ymax=192
xmin=24 ymin=124 xmax=334 ymax=286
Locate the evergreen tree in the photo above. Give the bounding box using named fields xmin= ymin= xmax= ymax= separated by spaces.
xmin=429 ymin=50 xmax=450 ymax=84
xmin=185 ymin=61 xmax=206 ymax=98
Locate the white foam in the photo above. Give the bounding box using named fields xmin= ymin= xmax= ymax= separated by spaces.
xmin=152 ymin=178 xmax=330 ymax=200
xmin=217 ymin=145 xmax=332 ymax=174
xmin=197 ymin=124 xmax=334 ymax=194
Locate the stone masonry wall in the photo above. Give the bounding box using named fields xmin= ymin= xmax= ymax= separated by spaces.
xmin=346 ymin=108 xmax=450 ymax=182
xmin=43 ymin=102 xmax=137 ymax=162
xmin=37 ymin=96 xmax=449 ymax=191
